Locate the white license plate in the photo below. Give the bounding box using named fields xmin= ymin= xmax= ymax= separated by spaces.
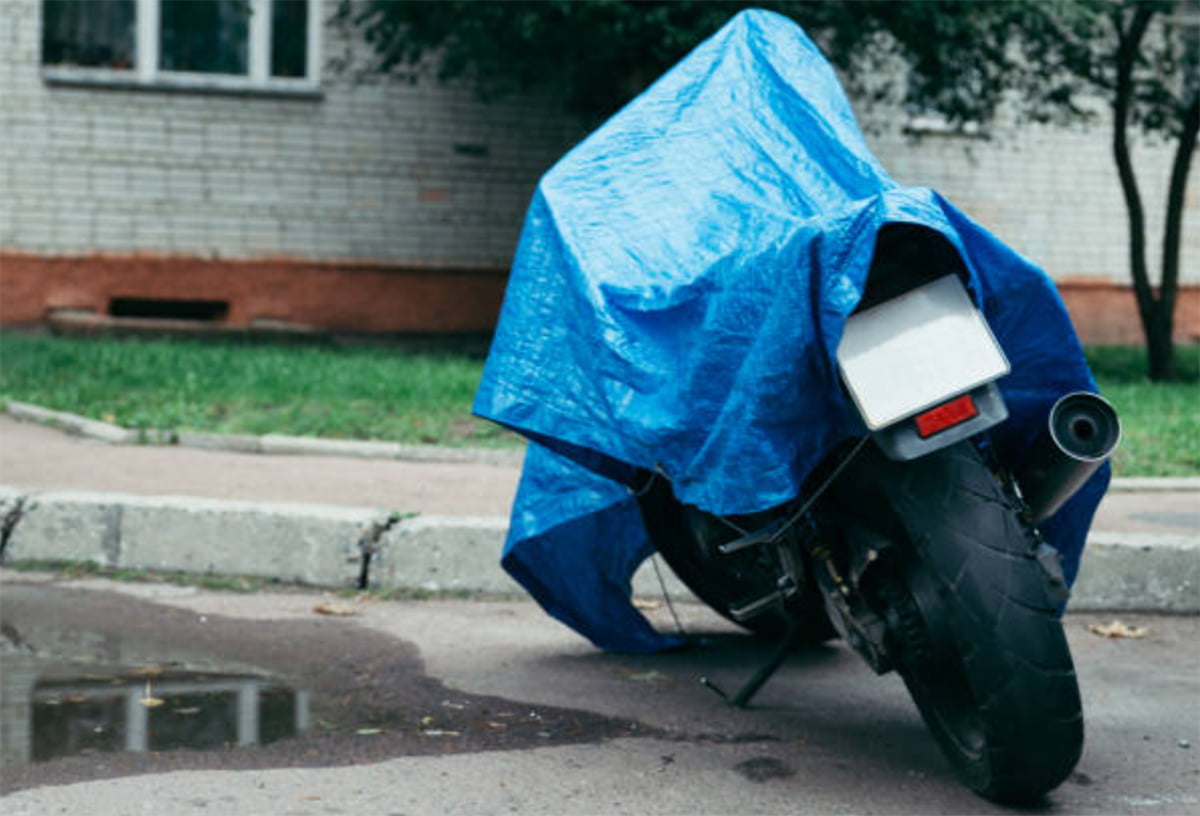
xmin=836 ymin=275 xmax=1010 ymax=430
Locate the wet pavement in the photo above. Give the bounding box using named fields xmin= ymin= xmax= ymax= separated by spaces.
xmin=0 ymin=580 xmax=640 ymax=796
xmin=1 ymin=571 xmax=1198 ymax=814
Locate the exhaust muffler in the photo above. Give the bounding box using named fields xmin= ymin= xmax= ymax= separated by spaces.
xmin=1016 ymin=392 xmax=1121 ymax=523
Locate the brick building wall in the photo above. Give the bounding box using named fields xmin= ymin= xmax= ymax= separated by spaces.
xmin=0 ymin=0 xmax=587 ymax=332
xmin=868 ymin=117 xmax=1199 ymax=288
xmin=1 ymin=0 xmax=1196 ymax=342
xmin=863 ymin=115 xmax=1200 ymax=345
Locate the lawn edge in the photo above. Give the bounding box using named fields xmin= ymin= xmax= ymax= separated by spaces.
xmin=4 ymin=400 xmax=524 ymax=468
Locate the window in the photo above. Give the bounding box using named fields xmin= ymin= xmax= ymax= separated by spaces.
xmin=42 ymin=0 xmax=135 ymax=69
xmin=159 ymin=1 xmax=251 ymax=75
xmin=42 ymin=0 xmax=320 ymax=93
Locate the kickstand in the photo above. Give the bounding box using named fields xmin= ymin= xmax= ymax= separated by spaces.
xmin=700 ymin=620 xmax=801 ymax=708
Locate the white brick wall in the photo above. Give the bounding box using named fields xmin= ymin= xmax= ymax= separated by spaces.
xmin=0 ymin=0 xmax=586 ymax=267
xmin=1 ymin=0 xmax=1196 ymax=284
xmin=865 ymin=113 xmax=1199 ymax=284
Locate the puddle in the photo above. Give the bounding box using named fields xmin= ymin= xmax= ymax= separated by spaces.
xmin=0 ymin=581 xmax=652 ymax=794
xmin=29 ymin=663 xmax=306 ymax=762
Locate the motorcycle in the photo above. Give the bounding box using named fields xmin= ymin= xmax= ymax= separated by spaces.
xmin=634 ymin=222 xmax=1120 ymax=802
xmin=474 ymin=9 xmax=1118 ymax=804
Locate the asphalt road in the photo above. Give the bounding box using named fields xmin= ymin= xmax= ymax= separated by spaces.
xmin=1 ymin=573 xmax=1197 ymax=815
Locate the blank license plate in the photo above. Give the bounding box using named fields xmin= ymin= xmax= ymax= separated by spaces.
xmin=836 ymin=275 xmax=1009 ymax=430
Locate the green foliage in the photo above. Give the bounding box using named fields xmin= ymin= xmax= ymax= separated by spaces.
xmin=0 ymin=332 xmax=514 ymax=447
xmin=1085 ymin=344 xmax=1199 ymax=385
xmin=339 ymin=0 xmax=1196 ymax=135
xmin=1086 ymin=345 xmax=1200 ymax=477
xmin=339 ymin=0 xmax=743 ymax=115
xmin=342 ymin=0 xmax=1197 ymax=381
xmin=1 ymin=333 xmax=1195 ymax=476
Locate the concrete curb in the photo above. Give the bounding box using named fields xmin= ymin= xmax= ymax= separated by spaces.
xmin=1072 ymin=533 xmax=1200 ymax=613
xmin=1109 ymin=477 xmax=1200 ymax=493
xmin=0 ymin=487 xmax=375 ymax=587
xmin=5 ymin=401 xmax=138 ymax=445
xmin=0 ymin=485 xmax=687 ymax=600
xmin=3 ymin=402 xmax=524 ymax=467
xmin=0 ymin=485 xmax=1194 ymax=613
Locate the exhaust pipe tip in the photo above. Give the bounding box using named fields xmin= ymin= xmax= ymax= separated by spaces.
xmin=1018 ymin=392 xmax=1121 ymax=523
xmin=1048 ymin=392 xmax=1122 ymax=463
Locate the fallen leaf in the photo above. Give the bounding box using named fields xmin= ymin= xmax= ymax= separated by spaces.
xmin=355 ymin=728 xmax=383 ymax=736
xmin=313 ymin=602 xmax=358 ymax=617
xmin=420 ymin=715 xmax=435 ymax=726
xmin=301 ymin=794 xmax=321 ymax=801
xmin=422 ymin=729 xmax=461 ymax=737
xmin=140 ymin=678 xmax=164 ymax=707
xmin=130 ymin=666 xmax=163 ymax=676
xmin=1088 ymin=620 xmax=1149 ymax=639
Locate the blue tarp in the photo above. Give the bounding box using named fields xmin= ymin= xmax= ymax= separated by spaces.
xmin=474 ymin=9 xmax=1108 ymax=653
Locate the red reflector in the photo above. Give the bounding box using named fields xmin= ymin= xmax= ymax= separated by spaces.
xmin=915 ymin=394 xmax=979 ymax=438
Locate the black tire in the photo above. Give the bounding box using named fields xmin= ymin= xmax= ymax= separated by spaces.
xmin=636 ymin=475 xmax=834 ymax=642
xmin=835 ymin=440 xmax=1083 ymax=803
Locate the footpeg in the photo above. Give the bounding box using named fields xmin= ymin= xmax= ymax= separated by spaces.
xmin=729 ymin=590 xmax=783 ymax=622
xmin=718 ymin=518 xmax=790 ymax=555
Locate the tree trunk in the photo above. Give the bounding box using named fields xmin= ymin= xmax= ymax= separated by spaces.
xmin=1155 ymin=88 xmax=1200 ymax=381
xmin=1111 ymin=8 xmax=1174 ymax=380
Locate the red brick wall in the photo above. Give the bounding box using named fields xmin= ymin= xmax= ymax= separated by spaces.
xmin=1 ymin=251 xmax=1197 ymax=344
xmin=0 ymin=252 xmax=508 ymax=334
xmin=1057 ymin=279 xmax=1200 ymax=346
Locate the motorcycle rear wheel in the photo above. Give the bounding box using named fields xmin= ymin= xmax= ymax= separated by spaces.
xmin=842 ymin=441 xmax=1083 ymax=803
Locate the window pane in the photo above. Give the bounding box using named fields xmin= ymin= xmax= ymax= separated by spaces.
xmin=160 ymin=0 xmax=250 ymax=75
xmin=42 ymin=0 xmax=135 ymax=70
xmin=271 ymin=0 xmax=307 ymax=78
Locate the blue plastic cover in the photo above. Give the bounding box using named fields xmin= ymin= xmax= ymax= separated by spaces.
xmin=474 ymin=9 xmax=1108 ymax=653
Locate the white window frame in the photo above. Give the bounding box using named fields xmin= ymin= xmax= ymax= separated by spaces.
xmin=43 ymin=0 xmax=322 ymax=96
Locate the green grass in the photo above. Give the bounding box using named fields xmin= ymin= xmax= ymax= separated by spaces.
xmin=0 ymin=332 xmax=1195 ymax=475
xmin=1085 ymin=345 xmax=1199 ymax=478
xmin=0 ymin=332 xmax=514 ymax=447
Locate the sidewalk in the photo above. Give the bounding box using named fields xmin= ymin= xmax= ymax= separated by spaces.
xmin=1 ymin=411 xmax=1197 ymax=610
xmin=3 ymin=577 xmax=1195 ymax=813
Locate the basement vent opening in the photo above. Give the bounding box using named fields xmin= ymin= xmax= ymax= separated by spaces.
xmin=109 ymin=298 xmax=229 ymax=322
